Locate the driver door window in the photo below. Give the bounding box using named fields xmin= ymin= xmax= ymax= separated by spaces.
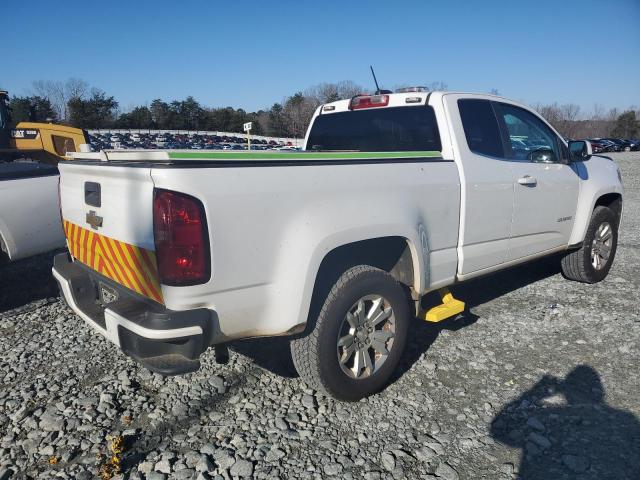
xmin=496 ymin=103 xmax=561 ymax=163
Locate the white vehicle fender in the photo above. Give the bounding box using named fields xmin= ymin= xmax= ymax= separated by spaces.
xmin=568 ymin=157 xmax=623 ymax=245
xmin=273 ymin=220 xmax=426 ymax=330
xmin=0 ymin=174 xmax=65 ymax=262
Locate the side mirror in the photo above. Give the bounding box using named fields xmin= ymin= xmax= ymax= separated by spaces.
xmin=568 ymin=140 xmax=592 ymax=162
xmin=528 ymin=148 xmax=557 ymax=163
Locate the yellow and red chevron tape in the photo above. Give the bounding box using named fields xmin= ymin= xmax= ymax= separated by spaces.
xmin=63 ymin=220 xmax=164 ymax=304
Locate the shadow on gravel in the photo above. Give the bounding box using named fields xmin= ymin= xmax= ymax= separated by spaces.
xmin=394 ymin=308 xmax=480 ymax=382
xmin=0 ymin=250 xmax=61 ymax=312
xmin=123 ymin=371 xmax=250 ymax=473
xmin=490 ymin=366 xmax=640 ymax=479
xmin=455 ymin=254 xmax=563 ymax=309
xmin=230 ymin=337 xmax=297 ymax=378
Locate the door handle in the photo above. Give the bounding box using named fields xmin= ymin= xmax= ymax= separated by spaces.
xmin=517 ymin=175 xmax=537 ymax=186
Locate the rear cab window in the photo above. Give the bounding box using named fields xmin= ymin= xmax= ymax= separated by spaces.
xmin=307 ymin=106 xmax=442 ymax=152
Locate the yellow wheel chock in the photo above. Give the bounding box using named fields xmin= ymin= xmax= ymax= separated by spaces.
xmin=421 ymin=287 xmax=465 ymax=322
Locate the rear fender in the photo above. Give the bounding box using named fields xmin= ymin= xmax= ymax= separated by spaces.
xmin=290 ymin=224 xmax=426 ymax=331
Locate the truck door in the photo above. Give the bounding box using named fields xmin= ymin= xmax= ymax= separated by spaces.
xmin=493 ymin=101 xmax=579 ymax=260
xmin=445 ymin=96 xmax=514 ymax=274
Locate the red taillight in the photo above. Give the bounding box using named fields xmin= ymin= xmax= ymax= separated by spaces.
xmin=349 ymin=94 xmax=389 ymax=110
xmin=153 ymin=189 xmax=210 ymax=286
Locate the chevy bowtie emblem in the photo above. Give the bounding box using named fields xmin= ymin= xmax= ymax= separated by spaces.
xmin=86 ymin=210 xmax=103 ymax=230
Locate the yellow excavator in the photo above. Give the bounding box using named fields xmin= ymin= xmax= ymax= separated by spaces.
xmin=0 ymin=90 xmax=89 ymax=164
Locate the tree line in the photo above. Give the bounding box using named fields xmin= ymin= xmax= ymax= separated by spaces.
xmin=5 ymin=78 xmax=639 ymax=139
xmin=533 ymin=102 xmax=639 ymax=139
xmin=4 ymin=78 xmax=364 ymax=137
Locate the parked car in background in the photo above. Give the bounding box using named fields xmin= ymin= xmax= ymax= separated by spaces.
xmin=615 ymin=139 xmax=636 ymax=151
xmin=604 ymin=138 xmax=629 ymax=152
xmin=588 ymin=139 xmax=606 ymax=153
xmin=88 ymin=131 xmax=292 ymax=152
xmin=591 ymin=139 xmax=619 ymax=152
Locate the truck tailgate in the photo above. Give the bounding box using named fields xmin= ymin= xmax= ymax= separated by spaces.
xmin=58 ymin=162 xmax=163 ymax=303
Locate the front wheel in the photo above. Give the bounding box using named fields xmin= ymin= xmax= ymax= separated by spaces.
xmin=291 ymin=265 xmax=410 ymax=401
xmin=561 ymin=206 xmax=618 ymax=283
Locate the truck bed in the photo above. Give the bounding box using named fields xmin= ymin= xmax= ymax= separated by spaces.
xmin=69 ymin=149 xmax=443 ymax=166
xmin=58 ymin=149 xmax=461 ymax=340
xmin=0 ymin=161 xmax=58 ymax=181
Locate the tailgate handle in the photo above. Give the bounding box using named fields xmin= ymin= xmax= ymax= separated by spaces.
xmin=84 ymin=182 xmax=101 ymax=207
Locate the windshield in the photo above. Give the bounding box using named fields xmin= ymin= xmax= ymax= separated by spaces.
xmin=307 ymin=106 xmax=442 ymax=152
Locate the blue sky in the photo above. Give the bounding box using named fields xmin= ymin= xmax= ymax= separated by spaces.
xmin=4 ymin=0 xmax=639 ymax=114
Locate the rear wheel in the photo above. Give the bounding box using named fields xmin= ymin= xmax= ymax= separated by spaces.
xmin=561 ymin=206 xmax=618 ymax=283
xmin=291 ymin=265 xmax=410 ymax=401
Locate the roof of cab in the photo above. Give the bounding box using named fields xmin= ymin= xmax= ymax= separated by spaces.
xmin=318 ymin=90 xmax=510 ymax=114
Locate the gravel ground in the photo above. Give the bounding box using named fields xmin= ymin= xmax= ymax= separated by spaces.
xmin=1 ymin=152 xmax=639 ymax=480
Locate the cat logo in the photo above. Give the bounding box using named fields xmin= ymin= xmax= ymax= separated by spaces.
xmin=10 ymin=128 xmax=39 ymax=140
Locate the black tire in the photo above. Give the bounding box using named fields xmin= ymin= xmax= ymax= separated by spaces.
xmin=561 ymin=206 xmax=618 ymax=283
xmin=291 ymin=265 xmax=410 ymax=401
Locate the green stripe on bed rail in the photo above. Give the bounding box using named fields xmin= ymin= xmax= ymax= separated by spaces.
xmin=167 ymin=151 xmax=442 ymax=160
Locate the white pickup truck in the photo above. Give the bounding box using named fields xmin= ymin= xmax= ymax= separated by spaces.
xmin=53 ymin=91 xmax=623 ymax=400
xmin=0 ymin=161 xmax=66 ymax=263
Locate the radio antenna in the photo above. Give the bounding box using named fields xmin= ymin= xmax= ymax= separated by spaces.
xmin=370 ymin=66 xmax=381 ymax=94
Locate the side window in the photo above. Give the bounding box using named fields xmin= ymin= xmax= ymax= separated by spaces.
xmin=458 ymin=99 xmax=504 ymax=158
xmin=52 ymin=135 xmax=76 ymax=156
xmin=495 ymin=103 xmax=561 ymax=163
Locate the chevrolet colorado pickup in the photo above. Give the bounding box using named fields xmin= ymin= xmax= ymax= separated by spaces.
xmin=53 ymin=91 xmax=623 ymax=400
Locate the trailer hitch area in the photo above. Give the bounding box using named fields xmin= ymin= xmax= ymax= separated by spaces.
xmin=214 ymin=344 xmax=229 ymax=364
xmin=420 ymin=287 xmax=465 ymax=322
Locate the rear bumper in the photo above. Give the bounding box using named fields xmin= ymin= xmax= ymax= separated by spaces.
xmin=52 ymin=252 xmax=219 ymax=375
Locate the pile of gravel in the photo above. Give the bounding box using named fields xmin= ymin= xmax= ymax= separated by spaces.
xmin=1 ymin=152 xmax=638 ymax=479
